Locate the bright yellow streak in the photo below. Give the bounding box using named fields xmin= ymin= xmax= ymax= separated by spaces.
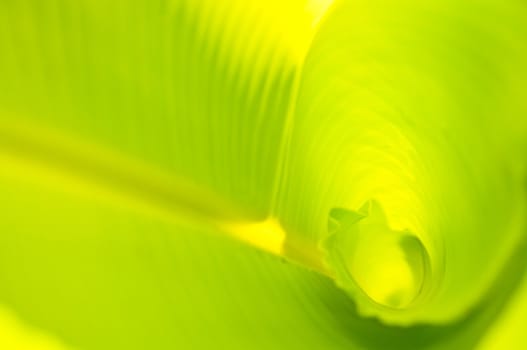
xmin=306 ymin=0 xmax=334 ymax=27
xmin=221 ymin=218 xmax=286 ymax=256
xmin=245 ymin=0 xmax=334 ymax=62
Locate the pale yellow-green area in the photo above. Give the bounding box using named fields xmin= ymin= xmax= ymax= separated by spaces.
xmin=0 ymin=306 xmax=71 ymax=350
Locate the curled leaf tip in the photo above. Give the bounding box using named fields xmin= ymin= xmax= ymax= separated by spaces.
xmin=323 ymin=200 xmax=431 ymax=320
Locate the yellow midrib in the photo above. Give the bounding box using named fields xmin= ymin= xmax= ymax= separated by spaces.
xmin=0 ymin=119 xmax=288 ymax=256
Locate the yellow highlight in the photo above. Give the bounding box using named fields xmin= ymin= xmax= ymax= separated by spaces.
xmin=0 ymin=306 xmax=71 ymax=350
xmin=242 ymin=0 xmax=334 ymax=62
xmin=221 ymin=218 xmax=286 ymax=256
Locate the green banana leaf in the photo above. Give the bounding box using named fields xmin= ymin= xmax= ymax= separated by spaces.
xmin=0 ymin=0 xmax=526 ymax=349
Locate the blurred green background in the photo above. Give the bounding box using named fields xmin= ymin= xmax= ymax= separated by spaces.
xmin=0 ymin=0 xmax=526 ymax=349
